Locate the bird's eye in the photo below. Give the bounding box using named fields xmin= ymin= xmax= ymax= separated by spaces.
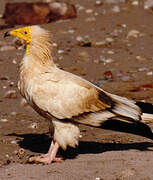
xmin=24 ymin=31 xmax=27 ymax=34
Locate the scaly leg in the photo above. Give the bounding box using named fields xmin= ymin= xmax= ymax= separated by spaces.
xmin=29 ymin=140 xmax=62 ymax=164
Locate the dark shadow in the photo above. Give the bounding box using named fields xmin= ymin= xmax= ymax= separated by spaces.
xmin=101 ymin=120 xmax=153 ymax=140
xmin=8 ymin=132 xmax=153 ymax=160
xmin=136 ymin=101 xmax=153 ymax=114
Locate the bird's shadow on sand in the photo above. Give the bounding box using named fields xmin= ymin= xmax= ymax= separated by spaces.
xmin=8 ymin=118 xmax=153 ymax=160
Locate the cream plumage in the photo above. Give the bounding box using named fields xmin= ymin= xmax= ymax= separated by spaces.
xmin=4 ymin=25 xmax=153 ymax=164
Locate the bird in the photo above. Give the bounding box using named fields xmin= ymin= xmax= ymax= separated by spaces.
xmin=4 ymin=25 xmax=153 ymax=164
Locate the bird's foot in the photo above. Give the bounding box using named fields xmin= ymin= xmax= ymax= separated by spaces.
xmin=28 ymin=154 xmax=62 ymax=164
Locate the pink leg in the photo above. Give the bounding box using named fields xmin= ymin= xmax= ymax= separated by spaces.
xmin=29 ymin=140 xmax=62 ymax=164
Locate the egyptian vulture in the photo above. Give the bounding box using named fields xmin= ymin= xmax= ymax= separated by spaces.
xmin=4 ymin=26 xmax=153 ymax=164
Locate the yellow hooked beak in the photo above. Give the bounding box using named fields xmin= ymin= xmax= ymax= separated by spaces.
xmin=4 ymin=27 xmax=31 ymax=44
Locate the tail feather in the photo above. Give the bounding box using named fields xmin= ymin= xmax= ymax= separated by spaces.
xmin=106 ymin=92 xmax=142 ymax=121
xmin=141 ymin=113 xmax=153 ymax=123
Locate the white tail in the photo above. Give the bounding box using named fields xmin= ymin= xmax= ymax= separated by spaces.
xmin=141 ymin=113 xmax=153 ymax=123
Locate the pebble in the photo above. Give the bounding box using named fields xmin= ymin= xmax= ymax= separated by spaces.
xmin=9 ymin=81 xmax=14 ymax=87
xmin=95 ymin=0 xmax=103 ymax=5
xmin=136 ymin=56 xmax=147 ymax=62
xmin=131 ymin=1 xmax=139 ymax=6
xmin=76 ymin=36 xmax=84 ymax=42
xmin=11 ymin=140 xmax=19 ymax=144
xmin=52 ymin=43 xmax=58 ymax=47
xmin=67 ymin=29 xmax=75 ymax=33
xmin=78 ymin=52 xmax=89 ymax=62
xmin=0 ymin=118 xmax=8 ymax=122
xmin=12 ymin=59 xmax=17 ymax=64
xmin=147 ymin=71 xmax=153 ymax=75
xmin=93 ymin=41 xmax=106 ymax=47
xmin=85 ymin=17 xmax=96 ymax=22
xmin=3 ymin=90 xmax=17 ymax=99
xmin=138 ymin=67 xmax=148 ymax=72
xmin=99 ymin=56 xmax=114 ymax=64
xmin=77 ymin=5 xmax=85 ymax=11
xmin=107 ymin=50 xmax=114 ymax=54
xmin=112 ymin=5 xmax=120 ymax=13
xmin=105 ymin=37 xmax=114 ymax=43
xmin=127 ymin=29 xmax=140 ymax=39
xmin=20 ymin=98 xmax=28 ymax=107
xmin=144 ymin=0 xmax=153 ymax=9
xmin=18 ymin=148 xmax=25 ymax=155
xmin=85 ymin=9 xmax=93 ymax=14
xmin=10 ymin=112 xmax=17 ymax=116
xmin=121 ymin=24 xmax=127 ymax=28
xmin=120 ymin=75 xmax=130 ymax=81
xmin=13 ymin=148 xmax=25 ymax=155
xmin=104 ymin=71 xmax=113 ymax=80
xmin=29 ymin=122 xmax=38 ymax=129
xmin=95 ymin=178 xmax=101 ymax=180
xmin=57 ymin=49 xmax=65 ymax=54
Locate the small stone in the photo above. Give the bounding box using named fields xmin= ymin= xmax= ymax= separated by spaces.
xmin=120 ymin=75 xmax=130 ymax=81
xmin=52 ymin=43 xmax=58 ymax=47
xmin=29 ymin=122 xmax=38 ymax=129
xmin=12 ymin=59 xmax=17 ymax=64
xmin=76 ymin=36 xmax=84 ymax=42
xmin=67 ymin=29 xmax=75 ymax=33
xmin=57 ymin=49 xmax=64 ymax=54
xmin=3 ymin=86 xmax=7 ymax=89
xmin=10 ymin=112 xmax=17 ymax=116
xmin=94 ymin=12 xmax=98 ymax=16
xmin=131 ymin=1 xmax=139 ymax=6
xmin=5 ymin=154 xmax=9 ymax=158
xmin=20 ymin=98 xmax=28 ymax=107
xmin=9 ymin=82 xmax=14 ymax=87
xmin=11 ymin=140 xmax=19 ymax=144
xmin=85 ymin=9 xmax=93 ymax=14
xmin=105 ymin=37 xmax=114 ymax=43
xmin=78 ymin=52 xmax=89 ymax=62
xmin=144 ymin=0 xmax=153 ymax=9
xmin=107 ymin=50 xmax=114 ymax=54
xmin=0 ymin=118 xmax=8 ymax=122
xmin=136 ymin=56 xmax=147 ymax=62
xmin=127 ymin=30 xmax=140 ymax=39
xmin=104 ymin=71 xmax=113 ymax=80
xmin=121 ymin=24 xmax=127 ymax=28
xmin=12 ymin=150 xmax=18 ymax=155
xmin=12 ymin=148 xmax=25 ymax=155
xmin=147 ymin=71 xmax=153 ymax=75
xmin=93 ymin=59 xmax=100 ymax=63
xmin=93 ymin=41 xmax=106 ymax=47
xmin=77 ymin=5 xmax=85 ymax=11
xmin=138 ymin=67 xmax=148 ymax=72
xmin=95 ymin=0 xmax=103 ymax=5
xmin=95 ymin=177 xmax=101 ymax=180
xmin=18 ymin=148 xmax=25 ymax=155
xmin=99 ymin=56 xmax=114 ymax=64
xmin=112 ymin=5 xmax=120 ymax=13
xmin=3 ymin=90 xmax=17 ymax=99
xmin=85 ymin=17 xmax=96 ymax=22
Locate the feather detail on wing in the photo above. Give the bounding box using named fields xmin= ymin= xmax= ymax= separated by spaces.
xmin=31 ymin=68 xmax=141 ymax=125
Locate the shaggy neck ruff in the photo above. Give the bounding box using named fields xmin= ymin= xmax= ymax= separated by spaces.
xmin=25 ymin=29 xmax=54 ymax=67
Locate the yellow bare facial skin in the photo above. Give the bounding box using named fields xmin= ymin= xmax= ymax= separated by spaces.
xmin=10 ymin=27 xmax=31 ymax=55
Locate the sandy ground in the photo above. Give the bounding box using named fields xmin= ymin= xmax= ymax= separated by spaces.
xmin=0 ymin=0 xmax=153 ymax=179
